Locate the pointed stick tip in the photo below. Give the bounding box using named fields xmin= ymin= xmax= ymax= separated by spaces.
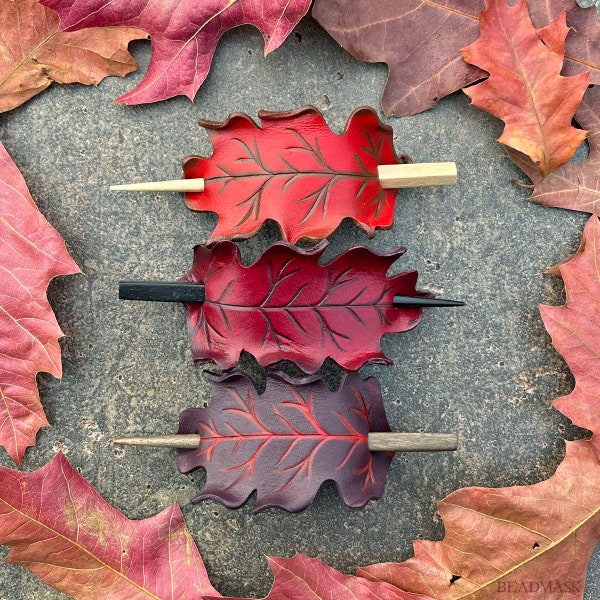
xmin=393 ymin=295 xmax=465 ymax=308
xmin=110 ymin=179 xmax=205 ymax=193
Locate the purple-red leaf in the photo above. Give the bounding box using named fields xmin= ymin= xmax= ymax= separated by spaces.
xmin=312 ymin=0 xmax=485 ymax=118
xmin=178 ymin=371 xmax=393 ymax=513
xmin=0 ymin=453 xmax=220 ymax=599
xmin=0 ymin=142 xmax=79 ymax=464
xmin=39 ymin=0 xmax=311 ymax=105
xmin=182 ymin=106 xmax=403 ymax=244
xmin=313 ymin=0 xmax=600 ymax=117
xmin=182 ymin=241 xmax=425 ymax=373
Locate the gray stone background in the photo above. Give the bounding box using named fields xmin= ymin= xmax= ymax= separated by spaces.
xmin=0 ymin=14 xmax=598 ymax=599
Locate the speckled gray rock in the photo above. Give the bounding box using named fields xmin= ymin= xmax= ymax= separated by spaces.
xmin=0 ymin=16 xmax=597 ymax=599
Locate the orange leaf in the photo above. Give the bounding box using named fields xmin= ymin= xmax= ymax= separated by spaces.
xmin=530 ymin=86 xmax=600 ymax=212
xmin=461 ymin=0 xmax=589 ymax=177
xmin=0 ymin=142 xmax=79 ymax=464
xmin=360 ymin=441 xmax=599 ymax=598
xmin=0 ymin=0 xmax=147 ymax=113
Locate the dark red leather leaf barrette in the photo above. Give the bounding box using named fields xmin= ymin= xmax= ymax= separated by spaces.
xmin=111 ymin=106 xmax=456 ymax=243
xmin=120 ymin=241 xmax=463 ymax=373
xmin=115 ymin=370 xmax=457 ymax=513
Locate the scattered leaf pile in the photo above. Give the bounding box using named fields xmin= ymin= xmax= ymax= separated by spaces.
xmin=313 ymin=0 xmax=600 ymax=118
xmin=0 ymin=216 xmax=598 ymax=597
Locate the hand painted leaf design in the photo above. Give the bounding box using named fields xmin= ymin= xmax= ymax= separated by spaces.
xmin=530 ymin=87 xmax=600 ymax=212
xmin=0 ymin=142 xmax=79 ymax=464
xmin=182 ymin=241 xmax=425 ymax=373
xmin=178 ymin=370 xmax=393 ymax=513
xmin=0 ymin=0 xmax=146 ymax=113
xmin=39 ymin=0 xmax=311 ymax=105
xmin=182 ymin=106 xmax=403 ymax=243
xmin=0 ymin=453 xmax=220 ymax=599
xmin=461 ymin=0 xmax=589 ymax=177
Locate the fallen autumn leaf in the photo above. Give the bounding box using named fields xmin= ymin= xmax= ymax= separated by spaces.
xmin=0 ymin=0 xmax=146 ymax=113
xmin=461 ymin=0 xmax=589 ymax=177
xmin=39 ymin=0 xmax=311 ymax=105
xmin=313 ymin=0 xmax=600 ymax=117
xmin=0 ymin=453 xmax=220 ymax=599
xmin=0 ymin=142 xmax=79 ymax=464
xmin=530 ymin=86 xmax=600 ymax=212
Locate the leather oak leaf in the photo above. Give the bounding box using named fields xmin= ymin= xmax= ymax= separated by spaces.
xmin=182 ymin=106 xmax=404 ymax=244
xmin=182 ymin=241 xmax=426 ymax=373
xmin=178 ymin=371 xmax=393 ymax=513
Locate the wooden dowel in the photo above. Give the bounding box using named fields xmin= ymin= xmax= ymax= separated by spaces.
xmin=110 ymin=179 xmax=205 ymax=192
xmin=378 ymin=163 xmax=457 ymax=188
xmin=368 ymin=432 xmax=458 ymax=452
xmin=113 ymin=434 xmax=201 ymax=449
xmin=113 ymin=432 xmax=458 ymax=452
xmin=110 ymin=162 xmax=457 ymax=193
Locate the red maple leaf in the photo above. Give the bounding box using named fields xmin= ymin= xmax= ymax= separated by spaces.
xmin=182 ymin=241 xmax=426 ymax=373
xmin=178 ymin=371 xmax=393 ymax=513
xmin=182 ymin=106 xmax=403 ymax=243
xmin=0 ymin=142 xmax=79 ymax=464
xmin=39 ymin=0 xmax=311 ymax=104
xmin=0 ymin=453 xmax=220 ymax=599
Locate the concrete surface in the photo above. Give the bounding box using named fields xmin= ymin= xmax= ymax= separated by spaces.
xmin=0 ymin=15 xmax=598 ymax=599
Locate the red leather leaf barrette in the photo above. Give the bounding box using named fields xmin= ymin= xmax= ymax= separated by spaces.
xmin=115 ymin=371 xmax=457 ymax=513
xmin=120 ymin=241 xmax=463 ymax=373
xmin=112 ymin=106 xmax=457 ymax=243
